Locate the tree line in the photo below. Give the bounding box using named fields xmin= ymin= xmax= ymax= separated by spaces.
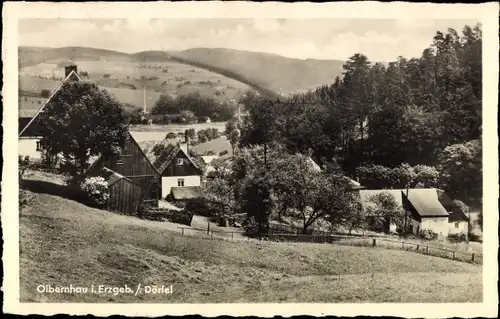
xmin=232 ymin=24 xmax=482 ymax=209
xmin=151 ymin=91 xmax=237 ymax=122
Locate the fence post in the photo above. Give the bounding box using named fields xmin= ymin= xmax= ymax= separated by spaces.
xmin=452 ymin=252 xmax=455 ymax=260
xmin=426 ymin=246 xmax=429 ymax=254
xmin=231 ymin=232 xmax=234 ymax=239
xmin=181 ymin=228 xmax=184 ymax=236
xmin=471 ymin=253 xmax=475 ymax=262
xmin=416 ymin=244 xmax=420 ymax=251
xmin=207 ymin=222 xmax=210 ymax=235
xmin=372 ymin=239 xmax=376 ymax=247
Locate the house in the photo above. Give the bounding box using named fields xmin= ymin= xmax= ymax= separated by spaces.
xmin=405 ymin=188 xmax=451 ymax=237
xmin=99 ymin=167 xmax=143 ymax=215
xmin=134 ymin=132 xmax=204 ymax=199
xmin=83 ymin=131 xmax=161 ymax=207
xmin=19 ymin=65 xmax=81 ymax=160
xmin=358 ymin=188 xmax=467 ymax=237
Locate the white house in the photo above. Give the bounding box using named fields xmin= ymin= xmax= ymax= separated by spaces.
xmin=19 ymin=65 xmax=81 ymax=160
xmin=135 ymin=132 xmax=203 ymax=199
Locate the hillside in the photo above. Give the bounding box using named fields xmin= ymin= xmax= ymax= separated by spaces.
xmin=168 ymin=48 xmax=345 ymax=95
xmin=18 ymin=46 xmax=252 ymax=110
xmin=19 ymin=46 xmax=345 ymax=101
xmin=20 ymin=174 xmax=482 ymax=303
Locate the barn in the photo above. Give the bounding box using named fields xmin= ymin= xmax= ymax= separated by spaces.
xmin=100 ymin=167 xmax=143 ymax=215
xmin=83 ymin=131 xmax=161 ymax=207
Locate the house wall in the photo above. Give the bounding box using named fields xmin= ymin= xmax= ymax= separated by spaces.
xmin=161 ymin=175 xmax=201 ymax=198
xmin=19 ymin=137 xmax=42 ymax=159
xmin=410 ymin=219 xmax=421 ymax=235
xmin=420 ymin=217 xmax=449 ymax=237
xmin=448 ymin=220 xmax=468 ymax=235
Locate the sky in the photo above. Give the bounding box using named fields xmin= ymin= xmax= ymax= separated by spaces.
xmin=18 ymin=18 xmax=479 ymax=62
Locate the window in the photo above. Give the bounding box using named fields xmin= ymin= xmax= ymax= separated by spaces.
xmin=177 ymin=158 xmax=184 ymax=166
xmin=177 ymin=179 xmax=185 ymax=187
xmin=36 ymin=141 xmax=42 ymax=151
xmin=455 ymin=222 xmax=459 ymax=228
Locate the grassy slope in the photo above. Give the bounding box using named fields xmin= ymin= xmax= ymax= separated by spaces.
xmin=20 ymin=185 xmax=482 ymax=303
xmin=18 ymin=47 xmax=250 ymax=108
xmin=168 ymin=48 xmax=345 ymax=95
xmin=19 ymin=46 xmax=345 ymax=99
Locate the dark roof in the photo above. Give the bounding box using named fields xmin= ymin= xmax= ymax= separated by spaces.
xmin=154 ymin=144 xmax=180 ymax=173
xmin=448 ymin=210 xmax=469 ymax=222
xmin=171 ymin=186 xmax=202 ymax=200
xmin=405 ymin=189 xmax=449 ymax=217
xmin=100 ymin=167 xmax=129 ymax=186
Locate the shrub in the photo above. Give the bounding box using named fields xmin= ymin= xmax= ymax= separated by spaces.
xmin=171 ymin=209 xmax=193 ymax=226
xmin=184 ymin=198 xmax=215 ymax=217
xmin=79 ymin=176 xmax=109 ymax=207
xmin=448 ymin=233 xmax=467 ymax=243
xmin=40 ymin=89 xmax=51 ymax=98
xmin=242 ymin=216 xmax=260 ymax=235
xmin=419 ymin=229 xmax=438 ymax=240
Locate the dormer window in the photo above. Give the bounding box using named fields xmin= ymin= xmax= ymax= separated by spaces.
xmin=177 ymin=158 xmax=184 ymax=166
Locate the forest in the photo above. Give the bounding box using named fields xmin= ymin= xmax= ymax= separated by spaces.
xmin=232 ymin=24 xmax=482 ymax=209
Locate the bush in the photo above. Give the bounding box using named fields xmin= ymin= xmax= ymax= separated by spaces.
xmin=184 ymin=198 xmax=216 ymax=217
xmin=79 ymin=176 xmax=109 ymax=207
xmin=40 ymin=89 xmax=51 ymax=98
xmin=448 ymin=233 xmax=467 ymax=243
xmin=171 ymin=209 xmax=193 ymax=226
xmin=242 ymin=216 xmax=260 ymax=235
xmin=419 ymin=229 xmax=438 ymax=240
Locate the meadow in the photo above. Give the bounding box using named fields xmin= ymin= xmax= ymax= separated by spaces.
xmin=19 ymin=172 xmax=483 ymax=303
xmin=19 ymin=58 xmax=251 ymax=109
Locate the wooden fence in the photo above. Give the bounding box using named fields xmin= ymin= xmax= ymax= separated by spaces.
xmin=176 ymin=226 xmax=482 ymax=265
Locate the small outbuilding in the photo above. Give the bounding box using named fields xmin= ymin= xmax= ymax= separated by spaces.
xmin=100 ymin=167 xmax=143 ymax=215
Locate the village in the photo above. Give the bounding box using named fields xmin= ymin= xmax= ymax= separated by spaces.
xmin=14 ymin=18 xmax=485 ymax=304
xmin=19 ymin=64 xmax=482 ymax=248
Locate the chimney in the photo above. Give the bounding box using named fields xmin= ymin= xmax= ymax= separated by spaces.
xmin=65 ymin=65 xmax=78 ymax=78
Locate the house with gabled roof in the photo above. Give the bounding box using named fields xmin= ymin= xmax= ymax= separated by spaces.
xmin=18 ymin=65 xmax=81 ymax=160
xmin=132 ymin=131 xmax=204 ymax=199
xmin=82 ymin=131 xmax=161 ymax=207
xmin=358 ymin=188 xmax=469 ymax=237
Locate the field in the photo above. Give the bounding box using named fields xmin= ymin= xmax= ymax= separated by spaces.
xmin=19 ymin=172 xmax=482 ymax=303
xmin=129 ymin=123 xmax=227 ymax=143
xmin=19 ymin=57 xmax=251 ymax=109
xmin=19 ymin=46 xmax=348 ymax=99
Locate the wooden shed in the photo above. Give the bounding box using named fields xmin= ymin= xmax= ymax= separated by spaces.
xmin=100 ymin=167 xmax=143 ymax=215
xmin=83 ymin=132 xmax=161 ymax=207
